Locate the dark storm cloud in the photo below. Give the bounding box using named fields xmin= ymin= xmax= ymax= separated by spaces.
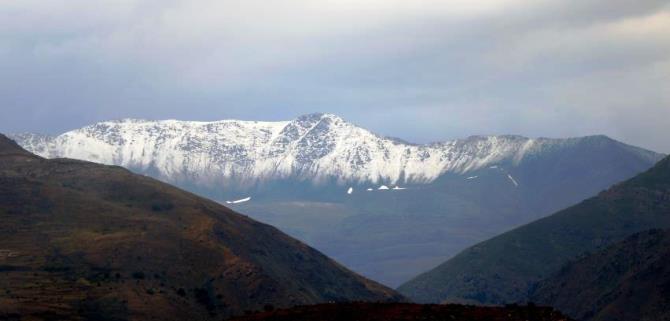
xmin=1 ymin=0 xmax=669 ymax=152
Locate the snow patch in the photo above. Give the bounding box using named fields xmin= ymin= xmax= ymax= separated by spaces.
xmin=393 ymin=186 xmax=406 ymax=190
xmin=507 ymin=174 xmax=519 ymax=187
xmin=226 ymin=197 xmax=251 ymax=204
xmin=466 ymin=176 xmax=478 ymax=180
xmin=378 ymin=185 xmax=390 ymax=190
xmin=347 ymin=187 xmax=353 ymax=194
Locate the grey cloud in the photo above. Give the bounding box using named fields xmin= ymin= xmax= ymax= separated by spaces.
xmin=0 ymin=0 xmax=668 ymax=152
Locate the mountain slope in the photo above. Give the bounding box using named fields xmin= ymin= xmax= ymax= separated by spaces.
xmin=531 ymin=229 xmax=670 ymax=321
xmin=398 ymin=155 xmax=670 ymax=304
xmin=11 ymin=114 xmax=664 ymax=287
xmin=0 ymin=134 xmax=401 ymax=320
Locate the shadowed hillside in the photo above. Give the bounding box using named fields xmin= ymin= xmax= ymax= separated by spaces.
xmin=399 ymin=155 xmax=670 ymax=304
xmin=0 ymin=134 xmax=401 ymax=320
xmin=532 ymin=229 xmax=670 ymax=321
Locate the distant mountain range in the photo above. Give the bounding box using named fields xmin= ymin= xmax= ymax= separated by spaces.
xmin=13 ymin=113 xmax=617 ymax=189
xmin=0 ymin=134 xmax=401 ymax=320
xmin=398 ymin=155 xmax=670 ymax=306
xmin=532 ymin=229 xmax=670 ymax=321
xmin=11 ymin=113 xmax=665 ymax=286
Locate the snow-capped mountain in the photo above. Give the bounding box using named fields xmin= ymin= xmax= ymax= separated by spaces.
xmin=8 ymin=113 xmax=665 ymax=287
xmin=12 ymin=113 xmax=649 ymax=189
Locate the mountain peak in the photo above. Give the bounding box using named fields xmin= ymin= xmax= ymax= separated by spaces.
xmin=295 ymin=112 xmax=346 ymax=124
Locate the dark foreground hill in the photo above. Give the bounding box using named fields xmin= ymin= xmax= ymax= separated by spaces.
xmin=399 ymin=155 xmax=670 ymax=304
xmin=531 ymin=229 xmax=670 ymax=321
xmin=228 ymin=302 xmax=574 ymax=321
xmin=0 ymin=134 xmax=401 ymax=321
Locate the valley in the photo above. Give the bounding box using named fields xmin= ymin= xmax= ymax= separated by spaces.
xmin=12 ymin=114 xmax=664 ymax=286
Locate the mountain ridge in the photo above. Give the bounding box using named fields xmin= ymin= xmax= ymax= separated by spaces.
xmin=12 ymin=113 xmax=662 ymax=193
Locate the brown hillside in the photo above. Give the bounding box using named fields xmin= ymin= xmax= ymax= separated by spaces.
xmin=0 ymin=134 xmax=401 ymax=321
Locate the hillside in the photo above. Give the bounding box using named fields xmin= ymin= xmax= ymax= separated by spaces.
xmin=398 ymin=156 xmax=670 ymax=304
xmin=531 ymin=229 xmax=670 ymax=321
xmin=227 ymin=302 xmax=574 ymax=321
xmin=11 ymin=114 xmax=664 ymax=286
xmin=0 ymin=134 xmax=401 ymax=320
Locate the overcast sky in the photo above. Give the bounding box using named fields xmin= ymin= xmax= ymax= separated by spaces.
xmin=1 ymin=0 xmax=669 ymax=152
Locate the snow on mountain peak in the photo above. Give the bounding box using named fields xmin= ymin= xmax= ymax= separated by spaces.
xmin=10 ymin=113 xmax=605 ymax=187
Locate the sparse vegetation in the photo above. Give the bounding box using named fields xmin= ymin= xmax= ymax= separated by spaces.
xmin=151 ymin=201 xmax=174 ymax=212
xmin=228 ymin=303 xmax=574 ymax=321
xmin=177 ymin=288 xmax=186 ymax=297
